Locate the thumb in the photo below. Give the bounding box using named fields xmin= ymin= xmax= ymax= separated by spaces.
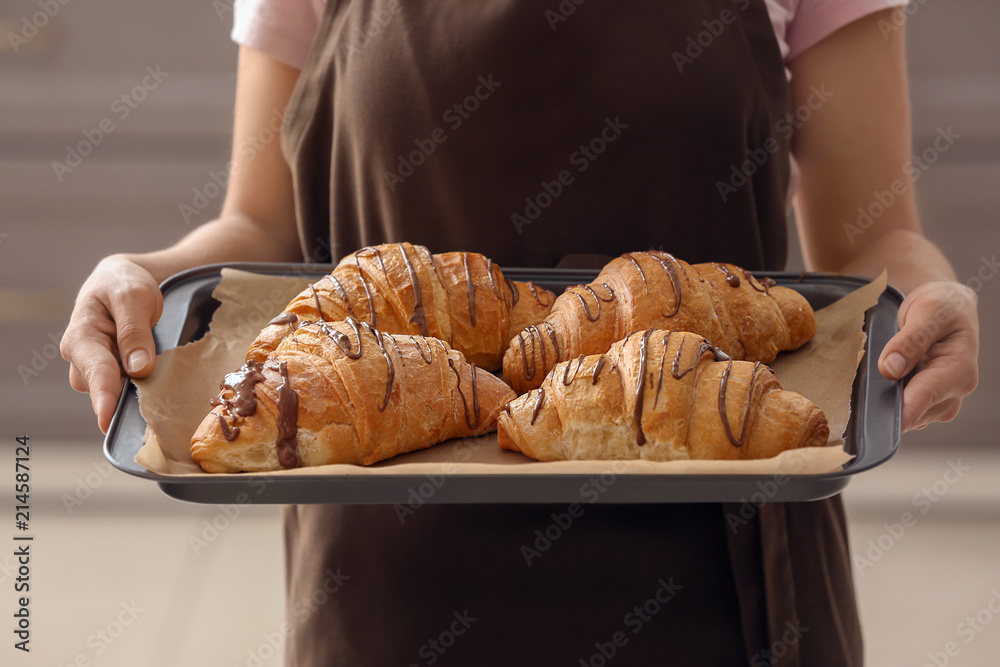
xmin=110 ymin=286 xmax=163 ymax=378
xmin=878 ymin=291 xmax=959 ymax=381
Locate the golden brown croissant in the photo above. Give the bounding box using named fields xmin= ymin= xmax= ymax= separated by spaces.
xmin=192 ymin=317 xmax=516 ymax=472
xmin=498 ymin=330 xmax=828 ymax=462
xmin=502 ymin=251 xmax=816 ymax=394
xmin=247 ymin=242 xmax=556 ymax=371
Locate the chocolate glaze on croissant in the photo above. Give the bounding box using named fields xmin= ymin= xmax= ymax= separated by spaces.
xmin=502 ymin=251 xmax=816 ymax=394
xmin=497 ymin=330 xmax=828 ymax=462
xmin=192 ymin=317 xmax=516 ymax=473
xmin=248 ymin=242 xmax=555 ymax=371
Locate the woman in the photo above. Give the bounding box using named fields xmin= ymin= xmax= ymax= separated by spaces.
xmin=61 ymin=1 xmax=979 ymax=664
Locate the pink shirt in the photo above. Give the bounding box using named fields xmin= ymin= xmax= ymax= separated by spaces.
xmin=231 ymin=0 xmax=906 ymax=202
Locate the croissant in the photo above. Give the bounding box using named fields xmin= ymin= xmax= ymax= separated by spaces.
xmin=247 ymin=242 xmax=556 ymax=371
xmin=192 ymin=317 xmax=516 ymax=472
xmin=502 ymin=251 xmax=816 ymax=394
xmin=498 ymin=329 xmax=828 ymax=462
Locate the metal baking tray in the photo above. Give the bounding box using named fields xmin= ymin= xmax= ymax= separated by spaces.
xmin=105 ymin=263 xmax=904 ymax=504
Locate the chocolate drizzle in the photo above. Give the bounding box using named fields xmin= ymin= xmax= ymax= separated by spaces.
xmin=718 ymin=360 xmax=762 ymax=448
xmin=528 ymin=325 xmax=546 ymax=376
xmin=448 ymin=358 xmax=481 ymax=430
xmin=399 ymin=245 xmax=429 ymax=336
xmin=530 ymin=387 xmax=546 ymax=425
xmin=327 ymin=275 xmax=356 ymax=317
xmin=354 ymin=253 xmax=377 ymax=325
xmin=527 ymin=281 xmax=550 ymax=306
xmin=653 ymin=333 xmax=731 ymax=403
xmin=562 ymin=355 xmax=586 ymax=385
xmin=369 ymin=328 xmax=395 ymax=411
xmin=654 ymin=331 xmax=674 ymax=402
xmin=272 ymin=361 xmax=300 ymax=469
xmin=362 ymin=245 xmax=388 ymax=276
xmin=304 ymin=317 xmax=395 ymax=410
xmin=484 ymin=258 xmax=500 ymax=297
xmin=386 ymin=334 xmax=405 ymax=367
xmin=463 ymin=253 xmax=478 ymax=327
xmin=542 ymin=322 xmax=560 ymax=362
xmin=571 ymin=283 xmax=615 ymax=321
xmin=268 ymin=312 xmax=298 ymax=327
xmin=216 ymin=414 xmax=239 ymax=441
xmin=623 ymin=253 xmax=649 ymax=294
xmin=308 ymin=284 xmax=325 ymax=321
xmin=633 ymin=329 xmax=655 ymax=446
xmin=516 ymin=323 xmax=561 ymax=381
xmin=713 ymin=263 xmax=741 ymax=287
xmin=309 ymin=318 xmax=364 ymax=359
xmin=505 ymin=279 xmax=521 ymax=307
xmin=419 ymin=245 xmax=441 ymax=281
xmin=592 ymin=355 xmax=607 ymax=384
xmin=211 ymin=360 xmax=266 ymax=420
xmin=411 ymin=335 xmax=434 ymax=363
xmin=644 ymin=252 xmax=684 ymax=317
xmin=739 ymin=268 xmax=775 ymax=294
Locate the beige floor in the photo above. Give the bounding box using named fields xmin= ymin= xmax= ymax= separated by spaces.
xmin=3 ymin=441 xmax=999 ymax=666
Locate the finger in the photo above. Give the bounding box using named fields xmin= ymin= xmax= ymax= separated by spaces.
xmin=900 ymin=363 xmax=972 ymax=431
xmin=70 ymin=334 xmax=126 ymax=434
xmin=68 ymin=364 xmax=88 ymax=393
xmin=106 ymin=284 xmax=162 ymax=379
xmin=908 ymin=397 xmax=963 ymax=432
xmin=879 ymin=284 xmax=976 ymax=381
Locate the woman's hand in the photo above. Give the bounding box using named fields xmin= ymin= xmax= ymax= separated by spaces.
xmin=877 ymin=281 xmax=979 ymax=431
xmin=60 ymin=255 xmax=164 ymax=434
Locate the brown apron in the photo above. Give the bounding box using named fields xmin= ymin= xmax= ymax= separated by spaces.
xmin=280 ymin=1 xmax=862 ymax=665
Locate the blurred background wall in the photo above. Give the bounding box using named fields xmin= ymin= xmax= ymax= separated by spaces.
xmin=1 ymin=1 xmax=997 ymax=666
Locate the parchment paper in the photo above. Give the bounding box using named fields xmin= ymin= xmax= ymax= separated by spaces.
xmin=134 ymin=269 xmax=887 ymax=477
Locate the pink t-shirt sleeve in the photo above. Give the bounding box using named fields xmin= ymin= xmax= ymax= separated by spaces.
xmin=233 ymin=0 xmax=909 ymax=72
xmin=231 ymin=0 xmax=324 ymax=69
xmin=782 ymin=0 xmax=908 ymax=60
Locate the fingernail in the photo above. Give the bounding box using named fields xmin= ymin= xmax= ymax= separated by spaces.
xmin=127 ymin=350 xmax=149 ymax=374
xmin=884 ymin=352 xmax=906 ymax=378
